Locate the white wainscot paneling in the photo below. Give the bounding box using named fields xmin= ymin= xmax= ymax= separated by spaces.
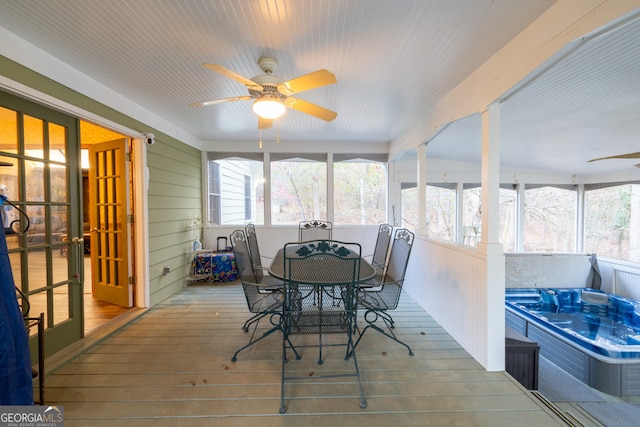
xmin=404 ymin=237 xmax=495 ymax=369
xmin=599 ymin=258 xmax=640 ymax=301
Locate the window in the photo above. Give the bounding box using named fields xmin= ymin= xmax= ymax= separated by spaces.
xmin=244 ymin=175 xmax=251 ymax=221
xmin=426 ymin=184 xmax=455 ymax=241
xmin=206 ymin=152 xmax=388 ymax=225
xmin=208 ymin=162 xmax=221 ymax=224
xmin=499 ymin=186 xmax=517 ymax=252
xmin=206 ymin=154 xmax=264 ymax=225
xmin=524 ymin=185 xmax=576 ymax=252
xmin=333 ymin=154 xmax=387 ymax=225
xmin=462 ymin=185 xmax=481 ymax=247
xmin=270 ymin=154 xmax=327 ymax=224
xmin=584 ymin=183 xmax=640 ymax=262
xmin=401 ymin=184 xmax=418 ymax=229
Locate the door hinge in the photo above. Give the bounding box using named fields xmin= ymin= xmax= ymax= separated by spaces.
xmin=125 ymin=152 xmax=132 ymax=161
xmin=129 ymin=276 xmax=135 ymax=285
xmin=127 ymin=214 xmax=134 ymax=223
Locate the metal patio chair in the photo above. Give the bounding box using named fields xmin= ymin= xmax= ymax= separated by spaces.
xmin=298 ymin=220 xmax=332 ymax=242
xmin=369 ymin=223 xmax=392 ymax=275
xmin=245 ymin=223 xmax=273 ymax=276
xmin=230 ymin=229 xmax=290 ymax=362
xmin=353 ymin=228 xmax=415 ymax=356
xmin=280 ymin=239 xmax=366 ymax=413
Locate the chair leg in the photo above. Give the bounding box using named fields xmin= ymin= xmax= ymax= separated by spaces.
xmin=280 ymin=324 xmax=302 ymax=414
xmin=242 ymin=312 xmax=267 ymax=332
xmin=232 ymin=313 xmax=299 ymax=362
xmin=352 ymin=310 xmax=414 ymax=356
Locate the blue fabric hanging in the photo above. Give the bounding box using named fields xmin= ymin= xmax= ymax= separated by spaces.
xmin=0 ymin=222 xmax=33 ymax=404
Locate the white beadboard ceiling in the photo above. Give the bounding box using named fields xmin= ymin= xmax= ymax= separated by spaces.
xmin=0 ymin=0 xmax=639 ymax=178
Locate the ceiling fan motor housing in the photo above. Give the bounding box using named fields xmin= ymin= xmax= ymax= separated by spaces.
xmin=250 ymin=74 xmax=287 ymax=101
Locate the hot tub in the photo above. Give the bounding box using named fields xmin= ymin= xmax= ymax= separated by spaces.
xmin=505 ymin=288 xmax=640 ymax=396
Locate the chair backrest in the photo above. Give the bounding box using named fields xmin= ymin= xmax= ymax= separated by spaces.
xmin=245 ymin=223 xmax=264 ymax=282
xmin=283 ymin=239 xmax=360 ymax=285
xmin=283 ymin=240 xmax=361 ymax=331
xmin=384 ymin=228 xmax=414 ymax=285
xmin=298 ymin=220 xmax=332 ymax=242
xmin=229 ymin=229 xmax=256 ymax=283
xmin=371 ymin=223 xmax=392 ymax=272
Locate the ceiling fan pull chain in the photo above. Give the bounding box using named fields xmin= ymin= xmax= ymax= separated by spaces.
xmin=259 ymin=127 xmax=263 ymax=149
xmin=276 ymin=120 xmax=280 ymax=144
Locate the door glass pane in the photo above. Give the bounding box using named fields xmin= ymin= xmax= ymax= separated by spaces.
xmin=51 ymin=165 xmax=68 ymax=203
xmin=53 ymin=285 xmax=70 ymax=326
xmin=27 ymin=290 xmax=47 ymax=337
xmin=25 ymin=160 xmax=45 ymax=202
xmin=0 ymin=106 xmax=18 ymax=153
xmin=1 ymin=154 xmax=19 ymax=231
xmin=52 ymin=245 xmax=68 ymax=284
xmin=27 ymin=250 xmax=47 ymax=292
xmin=8 ymin=252 xmax=21 ymax=285
xmin=24 ymin=115 xmax=44 ymax=158
xmin=49 ymin=122 xmax=66 ymax=162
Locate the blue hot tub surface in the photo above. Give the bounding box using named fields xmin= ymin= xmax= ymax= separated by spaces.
xmin=506 ymin=288 xmax=640 ymax=359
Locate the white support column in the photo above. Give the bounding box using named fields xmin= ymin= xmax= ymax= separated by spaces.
xmin=480 ymin=103 xmax=501 ymax=246
xmin=417 ymin=143 xmax=428 ymax=236
xmin=479 ymin=102 xmax=505 ymax=371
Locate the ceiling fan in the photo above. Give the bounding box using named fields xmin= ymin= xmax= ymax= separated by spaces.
xmin=192 ymin=57 xmax=337 ymax=129
xmin=589 ymin=152 xmax=640 ymax=168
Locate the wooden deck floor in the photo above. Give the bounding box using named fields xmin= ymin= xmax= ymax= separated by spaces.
xmin=44 ymin=282 xmax=572 ymax=426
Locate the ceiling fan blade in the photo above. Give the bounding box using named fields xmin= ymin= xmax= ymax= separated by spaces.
xmin=203 ymin=64 xmax=263 ymax=91
xmin=277 ymin=69 xmax=336 ymax=95
xmin=191 ymin=96 xmax=252 ymax=107
xmin=286 ymin=97 xmax=337 ymax=122
xmin=588 ymin=152 xmax=640 ymax=162
xmin=258 ymin=117 xmax=273 ymax=129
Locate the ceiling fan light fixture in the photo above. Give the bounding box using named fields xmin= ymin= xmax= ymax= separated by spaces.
xmin=253 ymin=95 xmax=286 ymax=119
